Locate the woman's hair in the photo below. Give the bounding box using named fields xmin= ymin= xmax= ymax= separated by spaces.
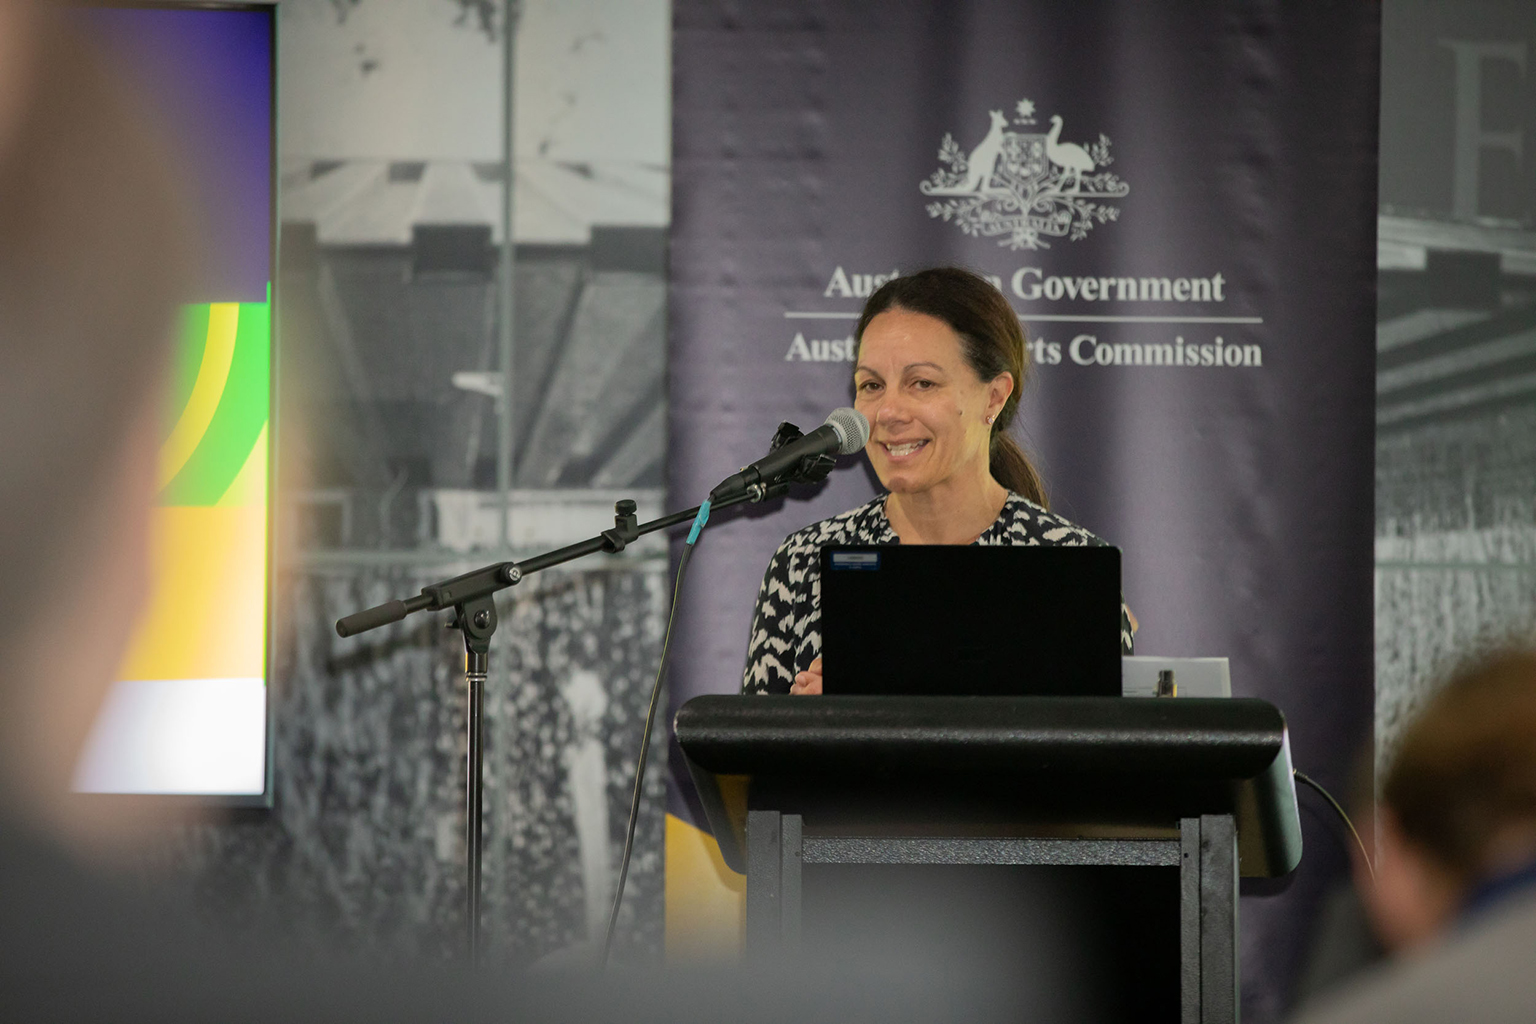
xmin=1385 ymin=648 xmax=1536 ymax=883
xmin=854 ymin=267 xmax=1047 ymax=507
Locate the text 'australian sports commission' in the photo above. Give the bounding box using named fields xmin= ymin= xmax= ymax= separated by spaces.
xmin=784 ymin=332 xmax=1262 ymax=367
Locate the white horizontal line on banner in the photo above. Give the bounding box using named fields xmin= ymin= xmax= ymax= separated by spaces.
xmin=1017 ymin=314 xmax=1264 ymax=324
xmin=783 ymin=311 xmax=1264 ymax=324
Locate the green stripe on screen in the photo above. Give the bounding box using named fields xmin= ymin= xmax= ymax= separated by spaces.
xmin=158 ymin=299 xmax=270 ymax=506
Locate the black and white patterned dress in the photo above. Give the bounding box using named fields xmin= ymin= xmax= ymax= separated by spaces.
xmin=741 ymin=492 xmax=1135 ymax=694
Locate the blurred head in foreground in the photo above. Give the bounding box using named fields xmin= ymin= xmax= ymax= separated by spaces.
xmin=1365 ymin=648 xmax=1536 ymax=950
xmin=0 ymin=1 xmax=191 ymax=851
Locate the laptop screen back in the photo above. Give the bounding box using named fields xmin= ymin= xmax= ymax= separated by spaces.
xmin=819 ymin=545 xmax=1122 ymax=696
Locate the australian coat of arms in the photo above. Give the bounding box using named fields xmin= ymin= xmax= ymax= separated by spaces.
xmin=921 ymin=99 xmax=1129 ymax=250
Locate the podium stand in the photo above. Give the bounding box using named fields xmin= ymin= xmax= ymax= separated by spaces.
xmin=676 ymin=695 xmax=1301 ymax=1024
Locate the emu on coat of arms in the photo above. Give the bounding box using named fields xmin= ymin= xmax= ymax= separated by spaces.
xmin=921 ymin=98 xmax=1129 ymax=250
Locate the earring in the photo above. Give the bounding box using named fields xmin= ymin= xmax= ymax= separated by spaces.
xmin=985 ymin=413 xmax=996 ymax=426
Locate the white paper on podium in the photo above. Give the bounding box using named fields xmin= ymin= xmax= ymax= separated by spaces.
xmin=1121 ymin=657 xmax=1232 ymax=698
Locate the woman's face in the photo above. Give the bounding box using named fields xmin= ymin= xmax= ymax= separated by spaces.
xmin=854 ymin=308 xmax=1012 ymax=496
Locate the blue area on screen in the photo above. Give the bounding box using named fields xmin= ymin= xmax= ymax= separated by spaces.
xmin=75 ymin=5 xmax=274 ymax=303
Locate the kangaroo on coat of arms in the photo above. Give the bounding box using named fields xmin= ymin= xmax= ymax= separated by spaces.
xmin=921 ymin=98 xmax=1129 ymax=250
xmin=920 ymin=110 xmax=1010 ymax=195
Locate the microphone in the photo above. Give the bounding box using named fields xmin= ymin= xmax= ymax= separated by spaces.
xmin=710 ymin=407 xmax=870 ymax=503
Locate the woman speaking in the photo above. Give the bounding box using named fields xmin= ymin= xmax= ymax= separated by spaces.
xmin=741 ymin=266 xmax=1134 ymax=696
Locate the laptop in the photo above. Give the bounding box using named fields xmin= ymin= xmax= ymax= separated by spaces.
xmin=819 ymin=545 xmax=1123 ymax=696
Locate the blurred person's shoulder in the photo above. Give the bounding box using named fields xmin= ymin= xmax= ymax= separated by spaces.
xmin=0 ymin=815 xmax=153 ymax=944
xmin=0 ymin=815 xmax=502 ymax=1022
xmin=1291 ymin=888 xmax=1536 ymax=1024
xmin=0 ymin=814 xmax=213 ymax=1013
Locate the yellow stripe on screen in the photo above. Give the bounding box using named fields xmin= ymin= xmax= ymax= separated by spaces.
xmin=117 ymin=505 xmax=268 ymax=684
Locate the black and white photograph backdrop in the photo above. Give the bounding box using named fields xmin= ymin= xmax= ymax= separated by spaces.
xmin=153 ymin=0 xmax=676 ymax=967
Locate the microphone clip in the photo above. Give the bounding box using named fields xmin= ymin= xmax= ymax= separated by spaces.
xmin=600 ymin=499 xmax=642 ymax=552
xmin=767 ymin=421 xmax=838 ymax=488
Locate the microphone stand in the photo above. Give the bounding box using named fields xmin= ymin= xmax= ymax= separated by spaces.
xmin=334 ymin=486 xmax=773 ymax=962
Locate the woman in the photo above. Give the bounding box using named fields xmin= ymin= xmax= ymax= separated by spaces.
xmin=741 ymin=267 xmax=1134 ymax=696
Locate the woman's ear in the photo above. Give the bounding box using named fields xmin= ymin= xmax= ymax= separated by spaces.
xmin=989 ymin=372 xmax=1015 ymax=419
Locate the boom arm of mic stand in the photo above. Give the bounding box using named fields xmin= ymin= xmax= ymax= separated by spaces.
xmin=334 ymin=490 xmax=757 ymax=638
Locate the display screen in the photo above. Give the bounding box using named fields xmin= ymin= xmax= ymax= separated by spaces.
xmin=72 ymin=4 xmax=275 ymax=799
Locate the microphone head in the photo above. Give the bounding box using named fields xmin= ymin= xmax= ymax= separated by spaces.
xmin=824 ymin=407 xmax=871 ymax=455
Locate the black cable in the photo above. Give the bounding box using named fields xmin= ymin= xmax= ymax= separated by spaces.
xmin=600 ymin=535 xmax=699 ymax=967
xmin=1294 ymin=768 xmax=1375 ymax=883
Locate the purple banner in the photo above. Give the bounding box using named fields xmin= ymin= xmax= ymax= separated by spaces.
xmin=668 ymin=3 xmax=1378 ymax=1018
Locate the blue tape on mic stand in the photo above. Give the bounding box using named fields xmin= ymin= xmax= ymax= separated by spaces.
xmin=686 ymin=499 xmax=711 ymax=545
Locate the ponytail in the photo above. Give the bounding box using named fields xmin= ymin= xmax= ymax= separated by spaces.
xmin=990 ymin=433 xmax=1048 ymax=509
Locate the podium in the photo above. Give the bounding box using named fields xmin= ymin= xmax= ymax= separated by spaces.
xmin=676 ymin=695 xmax=1301 ymax=1024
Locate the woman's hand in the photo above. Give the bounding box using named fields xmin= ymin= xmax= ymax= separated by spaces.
xmin=790 ymin=656 xmax=823 ymax=695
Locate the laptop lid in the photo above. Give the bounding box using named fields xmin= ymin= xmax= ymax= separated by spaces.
xmin=819 ymin=545 xmax=1122 ymax=696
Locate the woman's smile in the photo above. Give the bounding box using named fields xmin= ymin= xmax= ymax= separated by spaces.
xmin=879 ymin=438 xmax=930 ymax=459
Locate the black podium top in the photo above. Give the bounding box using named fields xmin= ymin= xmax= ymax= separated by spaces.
xmin=676 ymin=695 xmax=1302 ymax=877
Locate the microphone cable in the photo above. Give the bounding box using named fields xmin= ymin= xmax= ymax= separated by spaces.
xmin=1294 ymin=768 xmax=1374 ymax=883
xmin=601 ymin=500 xmax=712 ymax=967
